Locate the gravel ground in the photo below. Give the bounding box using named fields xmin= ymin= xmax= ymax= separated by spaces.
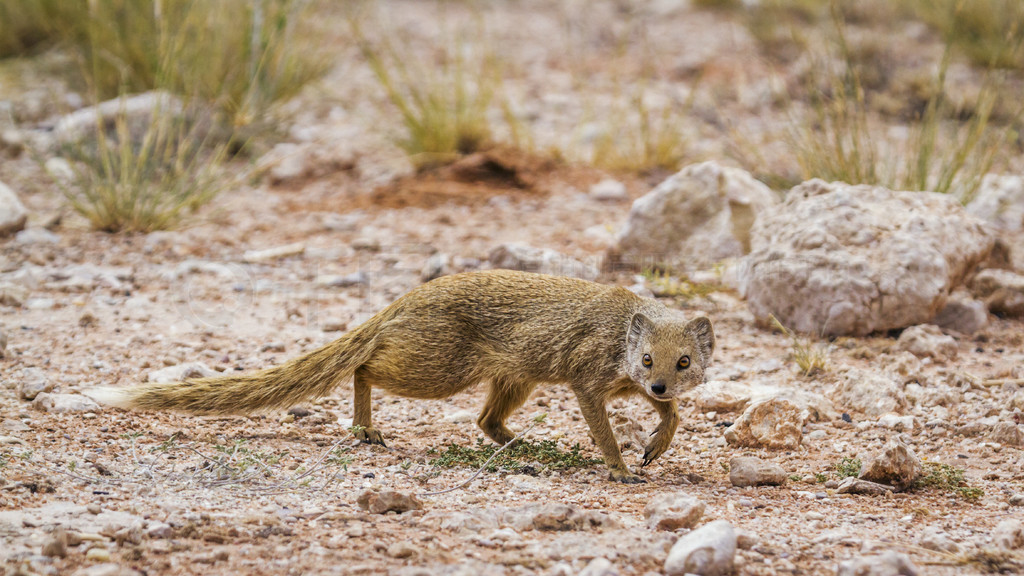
xmin=1 ymin=1 xmax=1023 ymax=575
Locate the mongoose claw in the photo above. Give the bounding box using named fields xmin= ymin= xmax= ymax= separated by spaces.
xmin=354 ymin=426 xmax=387 ymax=447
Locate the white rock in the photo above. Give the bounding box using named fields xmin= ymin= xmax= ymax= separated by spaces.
xmin=858 ymin=440 xmax=922 ymax=491
xmin=32 ymin=393 xmax=101 ymax=413
xmin=643 ymin=493 xmax=705 ymax=531
xmin=19 ymin=367 xmax=52 ymax=400
xmin=723 ymin=398 xmax=802 ymax=449
xmin=612 ymin=161 xmax=777 ymax=271
xmin=876 ymin=414 xmax=915 ymax=433
xmin=729 ymin=456 xmax=788 ymax=487
xmin=932 ymin=293 xmax=988 ymax=334
xmin=988 ymin=422 xmax=1024 ymax=447
xmin=897 ymin=324 xmax=958 ymax=362
xmin=664 ymin=520 xmax=737 ymax=576
xmin=589 ymin=179 xmax=628 ymax=201
xmin=738 ymin=180 xmax=993 ymax=336
xmin=967 ymin=173 xmax=1024 ymax=231
xmin=443 ymin=410 xmax=476 ymax=424
xmin=918 ymin=526 xmax=960 ymax=554
xmin=971 ymin=268 xmax=1024 ymax=318
xmin=147 ymin=362 xmax=221 ymax=383
xmin=488 ymin=244 xmax=599 ymax=281
xmin=242 ymin=242 xmax=305 ymax=263
xmin=0 ymin=180 xmax=28 ymax=236
xmin=831 ymin=369 xmax=908 ymax=418
xmin=15 ymin=227 xmax=60 ymax=245
xmin=837 ymin=551 xmax=919 ymax=576
xmin=578 ymin=557 xmax=619 ymax=576
xmin=993 ymin=519 xmax=1024 ymax=550
xmin=689 ymin=380 xmax=834 ymax=422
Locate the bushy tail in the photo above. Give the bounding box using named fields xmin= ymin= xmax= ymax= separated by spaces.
xmin=92 ymin=316 xmax=384 ymax=415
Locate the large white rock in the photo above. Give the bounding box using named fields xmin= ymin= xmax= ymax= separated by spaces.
xmin=610 ymin=161 xmax=777 ymax=271
xmin=737 ymin=180 xmax=993 ymax=336
xmin=723 ymin=398 xmax=803 ymax=449
xmin=830 ymin=369 xmax=908 ymax=418
xmin=0 ymin=181 xmax=28 ymax=236
xmin=664 ymin=520 xmax=737 ymax=576
xmin=967 ymin=173 xmax=1024 ymax=231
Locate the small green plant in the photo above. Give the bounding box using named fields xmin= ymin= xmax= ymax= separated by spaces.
xmin=54 ymin=102 xmax=228 ymax=232
xmin=769 ymin=314 xmax=829 ymax=377
xmin=67 ymin=460 xmax=78 ymax=472
xmin=210 ymin=439 xmax=285 ymax=479
xmin=814 ymin=472 xmax=828 ymax=483
xmin=326 ymin=447 xmax=353 ymax=471
xmin=428 ymin=438 xmax=602 ymax=473
xmin=834 ymin=456 xmax=862 ymax=479
xmin=353 ymin=14 xmax=501 ymax=170
xmin=913 ymin=462 xmax=984 ymax=500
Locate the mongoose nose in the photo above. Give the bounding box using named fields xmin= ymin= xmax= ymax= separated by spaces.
xmin=651 ymin=382 xmax=667 ymax=395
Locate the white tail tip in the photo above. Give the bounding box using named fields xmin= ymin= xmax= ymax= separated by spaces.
xmin=85 ymin=387 xmax=133 ymax=409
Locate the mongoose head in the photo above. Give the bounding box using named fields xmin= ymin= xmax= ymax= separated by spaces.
xmin=624 ymin=313 xmax=715 ymax=401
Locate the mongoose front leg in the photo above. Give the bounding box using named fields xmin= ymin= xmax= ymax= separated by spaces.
xmin=352 ymin=369 xmax=386 ymax=446
xmin=642 ymin=397 xmax=679 ymax=467
xmin=573 ymin=385 xmax=642 ymax=484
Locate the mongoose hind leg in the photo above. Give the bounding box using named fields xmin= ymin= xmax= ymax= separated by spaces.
xmin=572 ymin=384 xmax=642 ymax=484
xmin=477 ymin=377 xmax=536 ymax=446
xmin=353 ymin=368 xmax=386 ymax=447
xmin=641 ymin=397 xmax=679 ymax=467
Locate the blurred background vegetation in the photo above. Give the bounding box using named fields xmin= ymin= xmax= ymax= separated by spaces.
xmin=0 ymin=0 xmax=1021 ymax=231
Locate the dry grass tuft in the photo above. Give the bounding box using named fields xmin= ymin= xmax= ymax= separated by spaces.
xmin=769 ymin=314 xmax=829 ymax=377
xmin=788 ymin=1 xmax=1008 ymax=202
xmin=52 ymin=103 xmax=229 ymax=233
xmin=352 ymin=12 xmax=503 ymax=170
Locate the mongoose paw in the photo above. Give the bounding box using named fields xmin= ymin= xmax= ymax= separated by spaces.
xmin=354 ymin=426 xmax=387 ymax=447
xmin=609 ymin=469 xmax=645 ymax=484
xmin=642 ymin=439 xmax=669 ymax=467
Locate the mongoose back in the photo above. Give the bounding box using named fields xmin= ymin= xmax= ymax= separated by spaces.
xmin=94 ymin=269 xmax=715 ymax=482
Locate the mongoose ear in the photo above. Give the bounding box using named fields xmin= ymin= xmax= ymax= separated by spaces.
xmin=627 ymin=313 xmax=652 ymax=349
xmin=685 ymin=317 xmax=715 ymax=367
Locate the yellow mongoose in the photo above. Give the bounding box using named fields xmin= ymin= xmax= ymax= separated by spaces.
xmin=94 ymin=270 xmax=715 ymax=483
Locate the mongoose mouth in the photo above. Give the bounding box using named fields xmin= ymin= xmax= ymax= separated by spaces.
xmin=647 ymin=390 xmax=675 ymax=401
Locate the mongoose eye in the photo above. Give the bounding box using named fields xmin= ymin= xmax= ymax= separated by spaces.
xmin=642 ymin=354 xmax=652 ymax=367
xmin=678 ymin=356 xmax=691 ymax=370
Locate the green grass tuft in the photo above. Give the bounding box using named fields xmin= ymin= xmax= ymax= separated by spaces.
xmin=913 ymin=462 xmax=984 ymax=500
xmin=428 ymin=437 xmax=603 ymax=473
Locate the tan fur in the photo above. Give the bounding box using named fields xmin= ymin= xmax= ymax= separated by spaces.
xmin=99 ymin=270 xmax=715 ymax=482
